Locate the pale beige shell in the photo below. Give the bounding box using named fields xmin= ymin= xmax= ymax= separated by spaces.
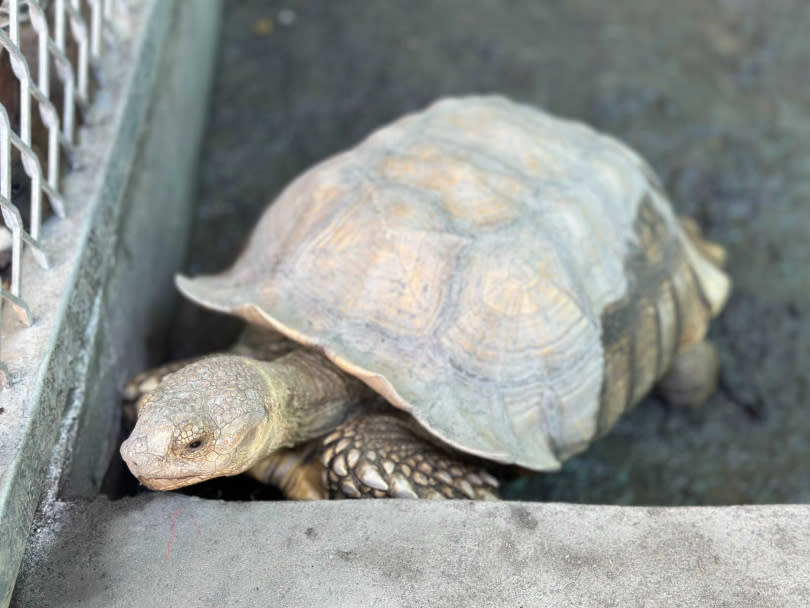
xmin=178 ymin=96 xmax=730 ymax=471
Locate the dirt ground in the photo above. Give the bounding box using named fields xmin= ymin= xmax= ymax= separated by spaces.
xmin=166 ymin=0 xmax=809 ymax=505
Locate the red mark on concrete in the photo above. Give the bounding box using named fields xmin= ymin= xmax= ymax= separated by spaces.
xmin=163 ymin=507 xmax=202 ymax=562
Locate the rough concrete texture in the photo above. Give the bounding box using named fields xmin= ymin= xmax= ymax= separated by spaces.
xmin=0 ymin=1 xmax=221 ymax=604
xmin=0 ymin=3 xmax=151 ymax=602
xmin=11 ymin=495 xmax=810 ymax=607
xmin=163 ymin=0 xmax=810 ymax=505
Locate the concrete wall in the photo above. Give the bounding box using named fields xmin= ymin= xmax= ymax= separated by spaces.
xmin=0 ymin=2 xmax=222 ymax=604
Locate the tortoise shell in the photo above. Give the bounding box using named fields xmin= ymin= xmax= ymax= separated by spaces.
xmin=178 ymin=96 xmax=730 ymax=471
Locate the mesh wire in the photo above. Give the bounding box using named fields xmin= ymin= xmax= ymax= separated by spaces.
xmin=0 ymin=0 xmax=115 ymax=385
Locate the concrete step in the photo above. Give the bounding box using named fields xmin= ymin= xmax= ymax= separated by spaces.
xmin=12 ymin=496 xmax=810 ymax=607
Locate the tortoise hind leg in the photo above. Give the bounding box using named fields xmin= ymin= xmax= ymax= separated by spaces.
xmin=321 ymin=413 xmax=500 ymax=500
xmin=656 ymin=339 xmax=719 ymax=408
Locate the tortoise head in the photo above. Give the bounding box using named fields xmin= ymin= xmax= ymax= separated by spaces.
xmin=120 ymin=355 xmax=286 ymax=491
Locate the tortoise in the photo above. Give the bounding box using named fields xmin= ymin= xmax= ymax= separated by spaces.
xmin=120 ymin=96 xmax=731 ymax=500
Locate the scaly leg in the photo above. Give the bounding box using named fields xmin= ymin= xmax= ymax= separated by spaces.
xmin=248 ymin=443 xmax=326 ymax=500
xmin=321 ymin=413 xmax=500 ymax=499
xmin=656 ymin=339 xmax=719 ymax=408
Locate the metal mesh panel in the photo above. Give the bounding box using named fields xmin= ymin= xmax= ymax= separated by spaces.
xmin=0 ymin=0 xmax=116 ymax=385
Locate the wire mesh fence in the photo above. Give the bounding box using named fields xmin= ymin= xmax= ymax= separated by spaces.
xmin=0 ymin=0 xmax=118 ymax=386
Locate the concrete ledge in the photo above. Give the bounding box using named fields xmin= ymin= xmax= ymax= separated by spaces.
xmin=12 ymin=496 xmax=810 ymax=607
xmin=0 ymin=1 xmax=221 ymax=603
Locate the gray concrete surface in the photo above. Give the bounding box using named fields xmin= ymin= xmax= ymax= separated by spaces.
xmin=0 ymin=1 xmax=221 ymax=604
xmin=11 ymin=495 xmax=810 ymax=607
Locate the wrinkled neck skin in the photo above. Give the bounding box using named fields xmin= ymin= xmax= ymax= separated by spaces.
xmin=252 ymin=348 xmax=372 ymax=455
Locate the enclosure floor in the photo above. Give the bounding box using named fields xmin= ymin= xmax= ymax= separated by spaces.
xmin=164 ymin=1 xmax=810 ymax=505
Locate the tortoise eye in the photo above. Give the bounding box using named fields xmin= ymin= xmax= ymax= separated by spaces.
xmin=173 ymin=420 xmax=214 ymax=457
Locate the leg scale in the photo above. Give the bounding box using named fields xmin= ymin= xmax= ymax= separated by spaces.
xmin=656 ymin=339 xmax=719 ymax=408
xmin=321 ymin=413 xmax=500 ymax=500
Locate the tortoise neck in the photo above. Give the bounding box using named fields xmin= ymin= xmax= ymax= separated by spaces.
xmin=252 ymin=348 xmax=371 ymax=449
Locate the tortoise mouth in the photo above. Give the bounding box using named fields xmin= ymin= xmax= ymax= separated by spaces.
xmin=137 ymin=474 xmax=210 ymax=491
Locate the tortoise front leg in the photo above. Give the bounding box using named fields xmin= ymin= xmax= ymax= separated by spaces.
xmin=248 ymin=443 xmax=326 ymax=500
xmin=321 ymin=413 xmax=500 ymax=500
